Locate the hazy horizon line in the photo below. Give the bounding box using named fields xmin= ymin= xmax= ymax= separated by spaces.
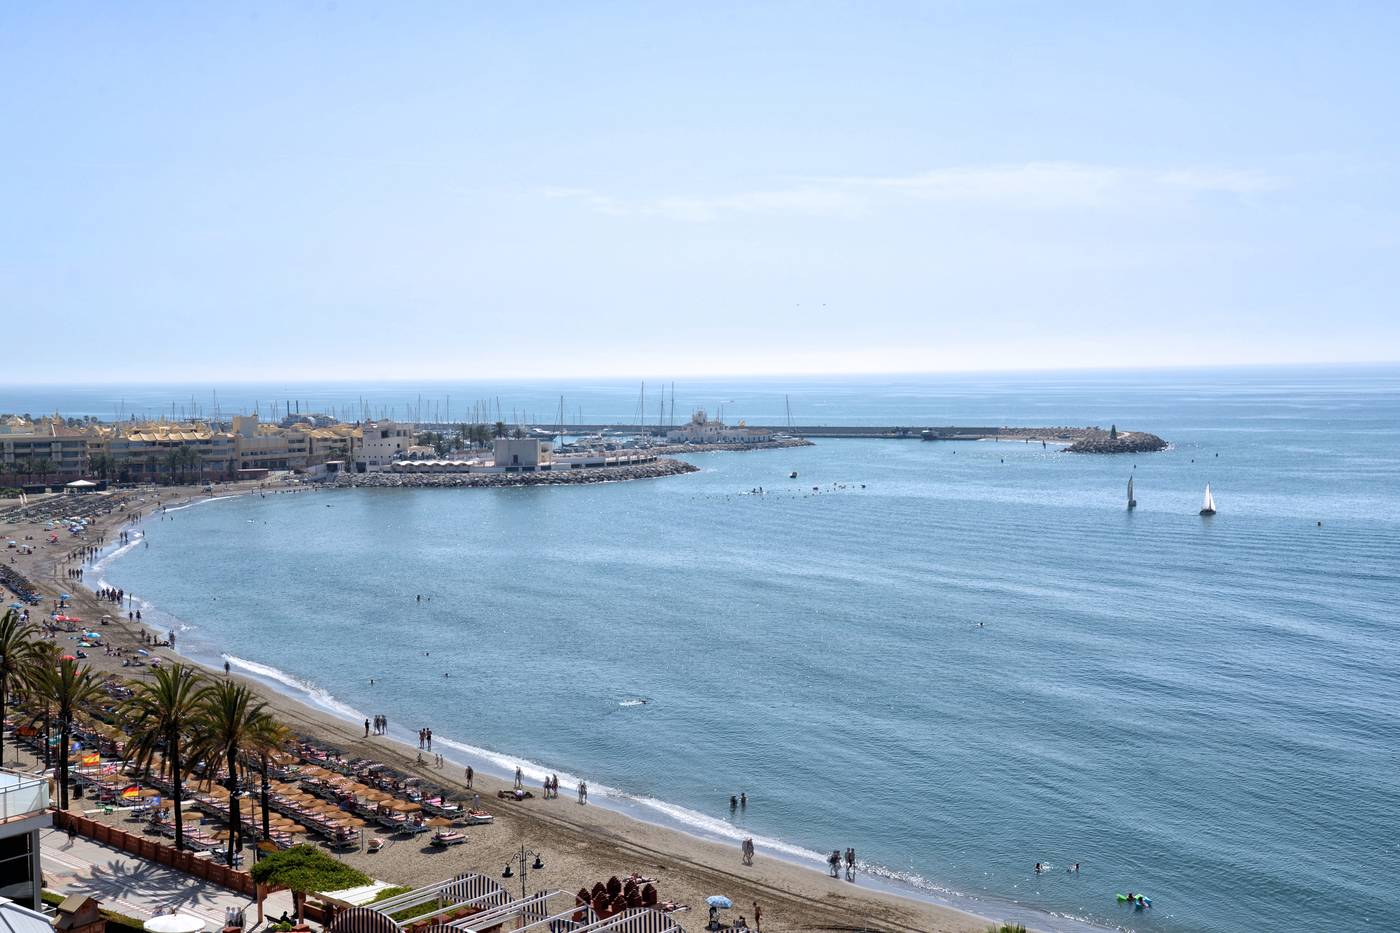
xmin=4 ymin=358 xmax=1398 ymax=390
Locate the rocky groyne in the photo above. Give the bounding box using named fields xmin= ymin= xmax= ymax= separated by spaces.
xmin=650 ymin=437 xmax=814 ymax=455
xmin=331 ymin=457 xmax=699 ymax=489
xmin=1067 ymin=431 xmax=1168 ymax=454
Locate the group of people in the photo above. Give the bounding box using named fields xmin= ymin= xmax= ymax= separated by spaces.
xmin=740 ymin=837 xmax=756 ymax=865
xmin=826 ymin=848 xmax=857 ymax=880
xmin=368 ymin=714 xmax=389 ymax=735
xmin=95 ymin=586 xmax=125 ymax=604
xmin=418 ymin=726 xmax=433 ymax=749
xmin=729 ymin=792 xmax=748 ymax=809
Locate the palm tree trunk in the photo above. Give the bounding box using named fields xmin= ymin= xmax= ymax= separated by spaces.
xmin=226 ymin=745 xmax=239 ymax=867
xmin=259 ymin=753 xmax=271 ymax=855
xmin=58 ymin=716 xmax=71 ymax=809
xmin=0 ymin=672 xmax=8 ymax=768
xmin=171 ymin=732 xmax=185 ymax=851
xmin=42 ymin=705 xmax=50 ymax=769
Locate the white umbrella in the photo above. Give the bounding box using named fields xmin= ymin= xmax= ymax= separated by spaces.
xmin=143 ymin=914 xmax=206 ymax=933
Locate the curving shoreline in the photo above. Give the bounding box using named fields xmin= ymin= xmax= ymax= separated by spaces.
xmin=10 ymin=482 xmax=1039 ymax=933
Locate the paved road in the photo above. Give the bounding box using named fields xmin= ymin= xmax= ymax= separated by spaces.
xmin=41 ymin=827 xmax=294 ymax=930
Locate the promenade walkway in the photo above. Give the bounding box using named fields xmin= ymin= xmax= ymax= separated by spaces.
xmin=40 ymin=826 xmax=294 ymax=930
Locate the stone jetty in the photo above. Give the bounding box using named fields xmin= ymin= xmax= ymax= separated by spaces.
xmin=331 ymin=457 xmax=699 ymax=489
xmin=1067 ymin=430 xmax=1168 ymax=454
xmin=651 ymin=437 xmax=813 ymax=455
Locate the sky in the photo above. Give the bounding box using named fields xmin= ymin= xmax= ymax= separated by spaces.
xmin=3 ymin=2 xmax=1399 ymax=382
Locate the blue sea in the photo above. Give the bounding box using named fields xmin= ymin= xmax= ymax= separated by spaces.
xmin=52 ymin=368 xmax=1400 ymax=933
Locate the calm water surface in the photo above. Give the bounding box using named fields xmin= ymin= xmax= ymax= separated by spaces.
xmin=85 ymin=370 xmax=1400 ymax=933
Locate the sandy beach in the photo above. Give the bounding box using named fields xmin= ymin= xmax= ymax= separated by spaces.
xmin=2 ymin=481 xmax=1002 ymax=933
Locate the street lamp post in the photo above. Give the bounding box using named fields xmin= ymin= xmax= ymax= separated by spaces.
xmin=501 ymin=845 xmax=545 ymax=901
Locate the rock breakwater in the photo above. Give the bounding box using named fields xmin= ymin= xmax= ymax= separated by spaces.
xmin=650 ymin=438 xmax=814 ymax=455
xmin=1067 ymin=431 xmax=1169 ymax=454
xmin=331 ymin=458 xmax=699 ymax=489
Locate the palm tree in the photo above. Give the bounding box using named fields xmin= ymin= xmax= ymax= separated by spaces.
xmin=248 ymin=717 xmax=293 ymax=858
xmin=17 ymin=641 xmax=60 ymax=769
xmin=88 ymin=453 xmax=114 ymax=481
xmin=492 ymin=420 xmax=508 ymax=439
xmin=0 ymin=610 xmax=40 ymax=767
xmin=197 ymin=680 xmax=270 ymax=867
xmin=38 ymin=658 xmax=103 ymax=809
xmin=122 ymin=664 xmax=208 ymax=850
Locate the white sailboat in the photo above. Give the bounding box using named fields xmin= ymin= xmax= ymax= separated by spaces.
xmin=1127 ymin=476 xmax=1136 ymax=510
xmin=1200 ymin=483 xmax=1217 ymax=516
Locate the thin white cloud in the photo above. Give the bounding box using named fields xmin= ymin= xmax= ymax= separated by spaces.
xmin=542 ymin=161 xmax=1283 ymax=221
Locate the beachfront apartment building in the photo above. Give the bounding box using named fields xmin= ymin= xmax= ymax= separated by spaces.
xmin=97 ymin=424 xmax=237 ymax=482
xmin=231 ymin=413 xmax=309 ymax=471
xmin=0 ymin=417 xmax=89 ymax=480
xmin=299 ymin=425 xmax=358 ymax=464
xmin=355 ymin=419 xmax=414 ymax=472
xmin=0 ymin=769 xmax=50 ymax=910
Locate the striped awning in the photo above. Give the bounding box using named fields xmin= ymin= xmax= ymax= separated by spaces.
xmin=327 ymin=908 xmax=397 ymax=933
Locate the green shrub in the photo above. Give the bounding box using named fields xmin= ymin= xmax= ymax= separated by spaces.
xmin=989 ymin=925 xmax=1028 ymax=933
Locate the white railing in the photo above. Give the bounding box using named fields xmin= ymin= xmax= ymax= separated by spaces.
xmin=0 ymin=770 xmax=49 ymax=822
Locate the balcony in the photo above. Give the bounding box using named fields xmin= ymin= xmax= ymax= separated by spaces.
xmin=0 ymin=770 xmax=49 ymax=824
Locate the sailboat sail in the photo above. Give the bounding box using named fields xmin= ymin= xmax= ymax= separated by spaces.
xmin=1127 ymin=477 xmax=1134 ymax=501
xmin=1202 ymin=484 xmax=1216 ymax=513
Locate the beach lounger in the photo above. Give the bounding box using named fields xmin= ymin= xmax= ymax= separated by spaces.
xmin=430 ymin=830 xmax=466 ymax=847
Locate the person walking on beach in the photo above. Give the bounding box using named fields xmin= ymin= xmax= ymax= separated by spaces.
xmin=364 ymin=719 xmax=370 ymax=737
xmin=418 ymin=729 xmax=425 ymax=749
xmin=426 ymin=728 xmax=432 ymax=750
xmin=578 ymin=781 xmax=588 ymax=804
xmin=827 ymin=850 xmax=841 ymax=877
xmin=752 ymin=902 xmax=761 ymax=932
xmin=514 ymin=766 xmax=523 ymax=789
xmin=465 ymin=766 xmax=473 ymax=788
xmin=845 ymin=847 xmax=856 ymax=879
